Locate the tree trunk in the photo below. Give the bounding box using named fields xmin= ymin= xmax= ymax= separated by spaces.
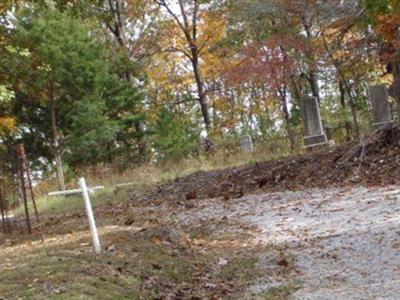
xmin=190 ymin=50 xmax=211 ymax=132
xmin=134 ymin=121 xmax=147 ymax=158
xmin=320 ymin=29 xmax=360 ymax=139
xmin=344 ymin=81 xmax=360 ymax=139
xmin=391 ymin=61 xmax=400 ymax=121
xmin=108 ymin=0 xmax=148 ymax=157
xmin=389 ymin=29 xmax=400 ymax=120
xmin=0 ymin=185 xmax=7 ymax=234
xmin=291 ymin=76 xmax=311 ymax=141
xmin=260 ymin=85 xmax=271 ymax=135
xmin=212 ymin=99 xmax=218 ymax=129
xmin=339 ymin=81 xmax=352 ymax=141
xmin=154 ymin=0 xmax=210 ymax=132
xmin=303 ymin=21 xmax=321 ymax=103
xmin=308 ymin=70 xmax=320 ymax=103
xmin=279 ymin=88 xmax=295 ymax=151
xmin=51 ymin=104 xmax=65 ymax=191
xmin=391 ymin=28 xmax=400 ymax=121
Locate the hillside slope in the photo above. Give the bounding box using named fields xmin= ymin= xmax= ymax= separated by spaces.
xmin=146 ymin=126 xmax=400 ymax=202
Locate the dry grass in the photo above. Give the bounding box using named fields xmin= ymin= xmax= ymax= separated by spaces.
xmin=22 ymin=145 xmax=293 ymax=217
xmin=35 ymin=145 xmax=293 ymax=198
xmin=14 ymin=189 xmax=117 ymax=216
xmin=0 ymin=193 xmax=291 ymax=299
xmin=0 ymin=144 xmax=302 ymax=299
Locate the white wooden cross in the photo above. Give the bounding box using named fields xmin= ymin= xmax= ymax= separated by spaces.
xmin=79 ymin=177 xmax=101 ymax=254
xmin=47 ymin=178 xmax=102 ymax=254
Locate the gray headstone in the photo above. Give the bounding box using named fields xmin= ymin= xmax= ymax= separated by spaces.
xmin=240 ymin=135 xmax=253 ymax=152
xmin=369 ymin=85 xmax=392 ymax=129
xmin=302 ymin=96 xmax=328 ymax=148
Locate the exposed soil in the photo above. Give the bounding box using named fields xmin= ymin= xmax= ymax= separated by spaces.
xmin=2 ymin=126 xmax=400 ymax=299
xmin=145 ymin=125 xmax=400 ymax=202
xmin=0 ymin=188 xmax=293 ymax=299
xmin=175 ymin=185 xmax=400 ymax=299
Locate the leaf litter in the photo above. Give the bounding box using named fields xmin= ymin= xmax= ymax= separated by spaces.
xmin=2 ymin=126 xmax=400 ymax=298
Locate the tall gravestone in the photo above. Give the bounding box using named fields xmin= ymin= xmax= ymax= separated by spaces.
xmin=302 ymin=96 xmax=328 ymax=149
xmin=369 ymin=85 xmax=393 ymax=129
xmin=240 ymin=135 xmax=253 ymax=152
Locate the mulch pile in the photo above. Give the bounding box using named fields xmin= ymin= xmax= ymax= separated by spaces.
xmin=144 ymin=125 xmax=400 ymax=202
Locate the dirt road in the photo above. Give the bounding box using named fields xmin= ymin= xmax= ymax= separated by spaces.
xmin=176 ymin=186 xmax=400 ymax=299
xmin=3 ymin=185 xmax=400 ymax=298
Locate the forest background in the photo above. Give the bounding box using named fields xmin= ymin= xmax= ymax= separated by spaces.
xmin=0 ymin=0 xmax=399 ymax=195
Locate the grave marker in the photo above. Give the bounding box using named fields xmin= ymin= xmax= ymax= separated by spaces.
xmin=302 ymin=96 xmax=328 ymax=149
xmin=369 ymin=85 xmax=393 ymax=129
xmin=47 ymin=179 xmax=102 ymax=253
xmin=240 ymin=135 xmax=253 ymax=152
xmin=79 ymin=177 xmax=101 ymax=254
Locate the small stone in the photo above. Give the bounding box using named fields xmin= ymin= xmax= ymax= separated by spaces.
xmin=218 ymin=258 xmax=228 ymax=266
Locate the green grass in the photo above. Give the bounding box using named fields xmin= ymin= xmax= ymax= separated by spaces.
xmin=14 ymin=138 xmax=295 ymax=217
xmin=2 ymin=191 xmax=299 ymax=299
xmin=39 ymin=146 xmax=293 ymax=200
xmin=1 ymin=226 xmax=280 ymax=299
xmin=4 ymin=143 xmax=300 ymax=298
xmin=0 ymin=228 xmax=193 ymax=300
xmin=0 ymin=243 xmax=142 ymax=299
xmin=18 ymin=145 xmax=293 ymax=217
xmin=262 ymin=283 xmax=301 ymax=300
xmin=219 ymin=256 xmax=260 ymax=282
xmin=14 ymin=188 xmax=128 ymax=216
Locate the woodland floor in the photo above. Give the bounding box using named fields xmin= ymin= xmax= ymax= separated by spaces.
xmin=1 ymin=126 xmax=400 ymax=299
xmin=146 ymin=125 xmax=400 ymax=203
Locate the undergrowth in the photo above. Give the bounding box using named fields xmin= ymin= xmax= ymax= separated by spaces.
xmin=35 ymin=145 xmax=293 ymax=197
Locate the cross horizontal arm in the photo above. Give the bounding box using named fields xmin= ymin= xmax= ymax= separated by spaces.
xmin=48 ymin=186 xmax=105 ymax=197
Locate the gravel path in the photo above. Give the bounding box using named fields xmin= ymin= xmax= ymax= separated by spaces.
xmin=178 ymin=186 xmax=400 ymax=299
xmin=246 ymin=187 xmax=400 ymax=299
